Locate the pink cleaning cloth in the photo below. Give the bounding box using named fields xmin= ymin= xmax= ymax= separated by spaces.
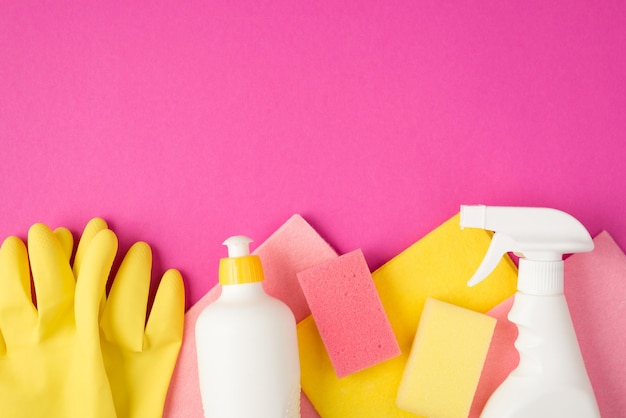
xmin=469 ymin=296 xmax=517 ymax=417
xmin=163 ymin=214 xmax=334 ymax=417
xmin=300 ymin=391 xmax=322 ymax=418
xmin=256 ymin=214 xmax=338 ymax=323
xmin=565 ymin=231 xmax=626 ymax=417
xmin=297 ymin=249 xmax=401 ymax=378
xmin=470 ymin=231 xmax=626 ymax=418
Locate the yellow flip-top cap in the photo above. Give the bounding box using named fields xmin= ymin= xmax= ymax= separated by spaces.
xmin=219 ymin=254 xmax=265 ymax=285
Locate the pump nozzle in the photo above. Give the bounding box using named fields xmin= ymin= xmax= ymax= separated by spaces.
xmin=219 ymin=235 xmax=264 ymax=285
xmin=223 ymin=235 xmax=253 ymax=258
xmin=460 ymin=205 xmax=593 ymax=292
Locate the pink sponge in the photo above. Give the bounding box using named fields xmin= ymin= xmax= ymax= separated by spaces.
xmin=297 ymin=249 xmax=400 ymax=378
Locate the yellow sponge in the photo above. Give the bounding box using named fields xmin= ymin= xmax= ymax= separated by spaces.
xmin=298 ymin=213 xmax=517 ymax=417
xmin=397 ymin=298 xmax=496 ymax=417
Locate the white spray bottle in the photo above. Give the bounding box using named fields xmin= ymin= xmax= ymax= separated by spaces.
xmin=460 ymin=205 xmax=600 ymax=418
xmin=195 ymin=236 xmax=301 ymax=418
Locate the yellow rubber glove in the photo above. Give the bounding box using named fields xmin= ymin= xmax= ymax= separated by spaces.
xmin=0 ymin=223 xmax=118 ymax=418
xmin=73 ymin=219 xmax=185 ymax=418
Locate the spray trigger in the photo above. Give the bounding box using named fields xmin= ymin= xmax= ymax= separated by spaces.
xmin=468 ymin=232 xmax=518 ymax=287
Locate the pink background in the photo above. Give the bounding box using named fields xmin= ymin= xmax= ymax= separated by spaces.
xmin=1 ymin=0 xmax=625 ymax=310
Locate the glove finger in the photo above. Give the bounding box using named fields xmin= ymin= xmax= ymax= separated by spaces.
xmin=54 ymin=227 xmax=74 ymax=261
xmin=145 ymin=269 xmax=185 ymax=350
xmin=28 ymin=223 xmax=75 ymax=336
xmin=73 ymin=217 xmax=108 ymax=278
xmin=75 ymin=229 xmax=118 ymax=334
xmin=0 ymin=236 xmax=38 ymax=346
xmin=101 ymin=241 xmax=151 ymax=352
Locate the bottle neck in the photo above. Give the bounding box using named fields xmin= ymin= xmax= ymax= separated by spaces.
xmin=219 ymin=281 xmax=266 ymax=299
xmin=518 ymin=258 xmax=564 ymax=295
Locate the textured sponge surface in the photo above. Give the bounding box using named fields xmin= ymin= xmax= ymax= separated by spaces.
xmin=397 ymin=298 xmax=496 ymax=418
xmin=298 ymin=249 xmax=400 ymax=377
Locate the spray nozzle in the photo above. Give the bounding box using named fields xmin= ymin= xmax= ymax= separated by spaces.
xmin=223 ymin=235 xmax=253 ymax=258
xmin=460 ymin=205 xmax=593 ymax=293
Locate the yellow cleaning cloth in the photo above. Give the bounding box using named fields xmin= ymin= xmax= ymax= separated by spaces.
xmin=397 ymin=298 xmax=496 ymax=417
xmin=298 ymin=213 xmax=517 ymax=417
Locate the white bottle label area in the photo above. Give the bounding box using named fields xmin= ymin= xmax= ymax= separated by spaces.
xmin=196 ymin=284 xmax=301 ymax=418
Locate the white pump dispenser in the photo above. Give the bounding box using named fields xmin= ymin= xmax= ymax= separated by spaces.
xmin=195 ymin=236 xmax=301 ymax=418
xmin=460 ymin=205 xmax=600 ymax=418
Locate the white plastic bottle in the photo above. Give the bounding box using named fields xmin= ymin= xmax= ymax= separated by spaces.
xmin=195 ymin=236 xmax=301 ymax=418
xmin=460 ymin=205 xmax=601 ymax=418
